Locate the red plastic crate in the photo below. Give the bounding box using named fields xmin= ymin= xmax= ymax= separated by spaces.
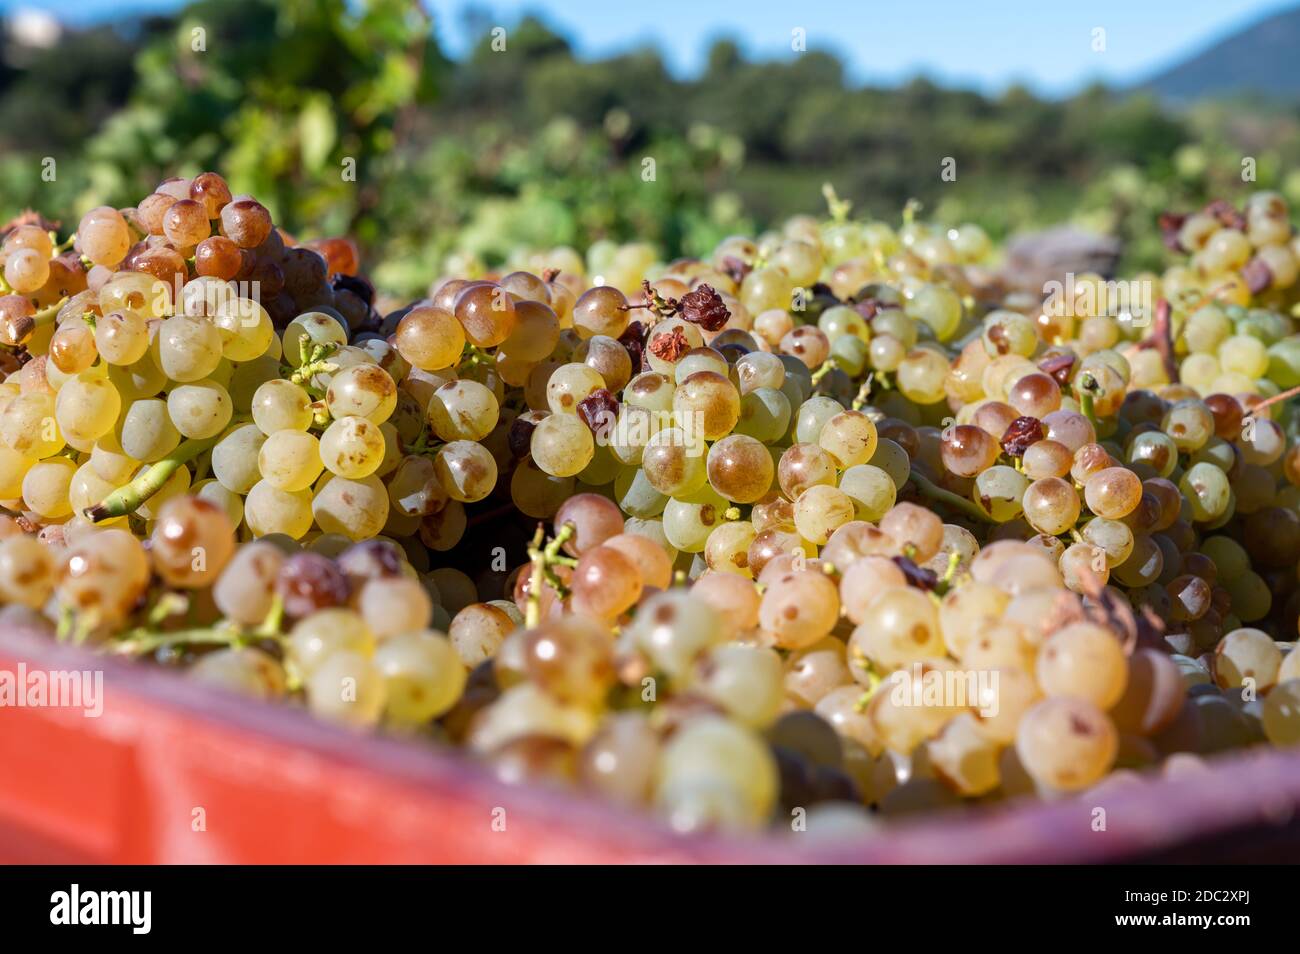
xmin=2 ymin=623 xmax=1300 ymax=863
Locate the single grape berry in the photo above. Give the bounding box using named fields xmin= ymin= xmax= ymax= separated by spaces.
xmin=1001 ymin=416 xmax=1045 ymax=457
xmin=277 ymin=552 xmax=352 ymax=618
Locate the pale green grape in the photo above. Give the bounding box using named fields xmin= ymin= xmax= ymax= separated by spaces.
xmin=94 ymin=310 xmax=150 ymax=366
xmin=434 ymin=440 xmax=498 ymax=503
xmin=546 ymin=361 xmax=606 ymax=415
xmin=907 ymin=284 xmax=961 ymax=340
xmin=839 ymin=464 xmax=898 ymax=521
xmin=427 ymin=379 xmax=499 ymax=441
xmin=511 ymin=456 xmax=575 ymax=518
xmin=118 ymin=399 xmax=180 ymax=463
xmin=212 ymin=424 xmax=267 ymax=494
xmin=192 ymin=477 xmax=245 ymax=528
xmin=793 ymin=484 xmax=856 ymax=545
xmin=613 ymin=466 xmax=668 ymax=518
xmin=735 ymin=352 xmax=785 ymax=393
xmin=896 ymin=348 xmax=950 ymax=404
xmin=818 ymin=409 xmax=878 ymax=468
xmin=375 ymin=631 xmax=467 ymax=725
xmin=662 ymin=486 xmax=728 ymax=553
xmin=794 ymin=396 xmax=843 ymax=445
xmin=1180 ymin=462 xmax=1231 ymax=522
xmin=325 ymin=363 xmax=398 ymax=425
xmin=306 ymin=651 xmax=386 ymax=727
xmin=2 ymin=392 xmax=63 ymax=459
xmin=973 ymin=465 xmax=1029 ymax=521
xmin=166 ymin=380 xmax=232 ymax=439
xmin=734 ymin=387 xmax=791 ymax=443
xmin=0 ymin=447 xmax=32 ymax=498
xmin=530 ymin=413 xmax=595 ymax=478
xmin=319 ymin=416 xmax=386 ymax=479
xmin=252 ymin=379 xmax=314 ymax=434
xmin=1219 ymin=334 xmax=1269 ymax=378
xmin=55 ymin=372 xmax=121 ymax=444
xmin=155 ymin=314 xmax=223 ymax=382
xmin=258 ymin=429 xmax=324 ymax=492
xmin=313 ymin=473 xmax=390 ymax=540
xmin=212 ymin=297 xmax=274 ymax=361
xmin=21 ymin=457 xmax=77 ymax=518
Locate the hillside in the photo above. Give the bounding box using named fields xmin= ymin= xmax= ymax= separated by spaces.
xmin=1142 ymin=5 xmax=1300 ymax=101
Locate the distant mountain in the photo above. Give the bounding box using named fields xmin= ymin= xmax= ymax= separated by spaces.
xmin=1141 ymin=5 xmax=1300 ymax=101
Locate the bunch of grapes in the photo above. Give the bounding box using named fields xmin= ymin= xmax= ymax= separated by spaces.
xmin=2 ymin=179 xmax=1300 ymax=842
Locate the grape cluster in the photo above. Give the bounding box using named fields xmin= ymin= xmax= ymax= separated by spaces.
xmin=2 ymin=180 xmax=1300 ymax=841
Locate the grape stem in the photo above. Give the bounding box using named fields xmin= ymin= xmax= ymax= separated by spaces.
xmin=289 ymin=341 xmax=339 ymax=394
xmin=1134 ymin=298 xmax=1178 ymax=383
xmin=307 ymin=399 xmax=332 ymax=430
xmin=524 ymin=522 xmax=576 ymax=627
xmin=191 ymin=449 xmax=212 ymax=483
xmin=851 ymin=651 xmax=885 ymax=711
xmin=147 ymin=591 xmax=190 ymax=626
xmin=851 ymin=373 xmax=875 ymax=410
xmin=1075 ymin=371 xmax=1099 ymax=426
xmin=935 ymin=551 xmax=963 ymax=594
xmin=1079 ymin=391 xmax=1098 ymax=426
xmin=907 ymin=468 xmax=994 ymax=523
xmin=255 ymin=594 xmax=285 ymax=638
xmin=34 ymin=299 xmax=65 ymax=326
xmin=620 ymin=280 xmax=678 ymax=318
xmin=1248 ymin=382 xmax=1300 ymax=416
xmin=821 ymin=182 xmax=852 ymax=224
xmin=810 ymin=356 xmax=840 ymax=385
xmin=109 ymin=626 xmax=244 ymax=656
xmin=459 ymin=343 xmax=494 ymax=367
xmin=85 ymin=435 xmax=220 ymax=522
xmin=408 ymin=429 xmax=445 ymax=459
xmin=111 ymin=595 xmax=284 ymax=657
xmin=55 ymin=605 xmax=76 ymax=643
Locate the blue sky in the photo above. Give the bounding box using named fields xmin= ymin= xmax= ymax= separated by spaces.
xmin=2 ymin=0 xmax=1293 ymax=94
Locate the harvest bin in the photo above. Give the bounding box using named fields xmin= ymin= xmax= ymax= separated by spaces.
xmin=2 ymin=624 xmax=1299 ymax=864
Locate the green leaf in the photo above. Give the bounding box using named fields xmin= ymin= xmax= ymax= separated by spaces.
xmin=298 ymin=96 xmax=337 ymax=172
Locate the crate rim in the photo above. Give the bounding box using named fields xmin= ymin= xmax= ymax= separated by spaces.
xmin=2 ymin=623 xmax=1299 ymax=863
